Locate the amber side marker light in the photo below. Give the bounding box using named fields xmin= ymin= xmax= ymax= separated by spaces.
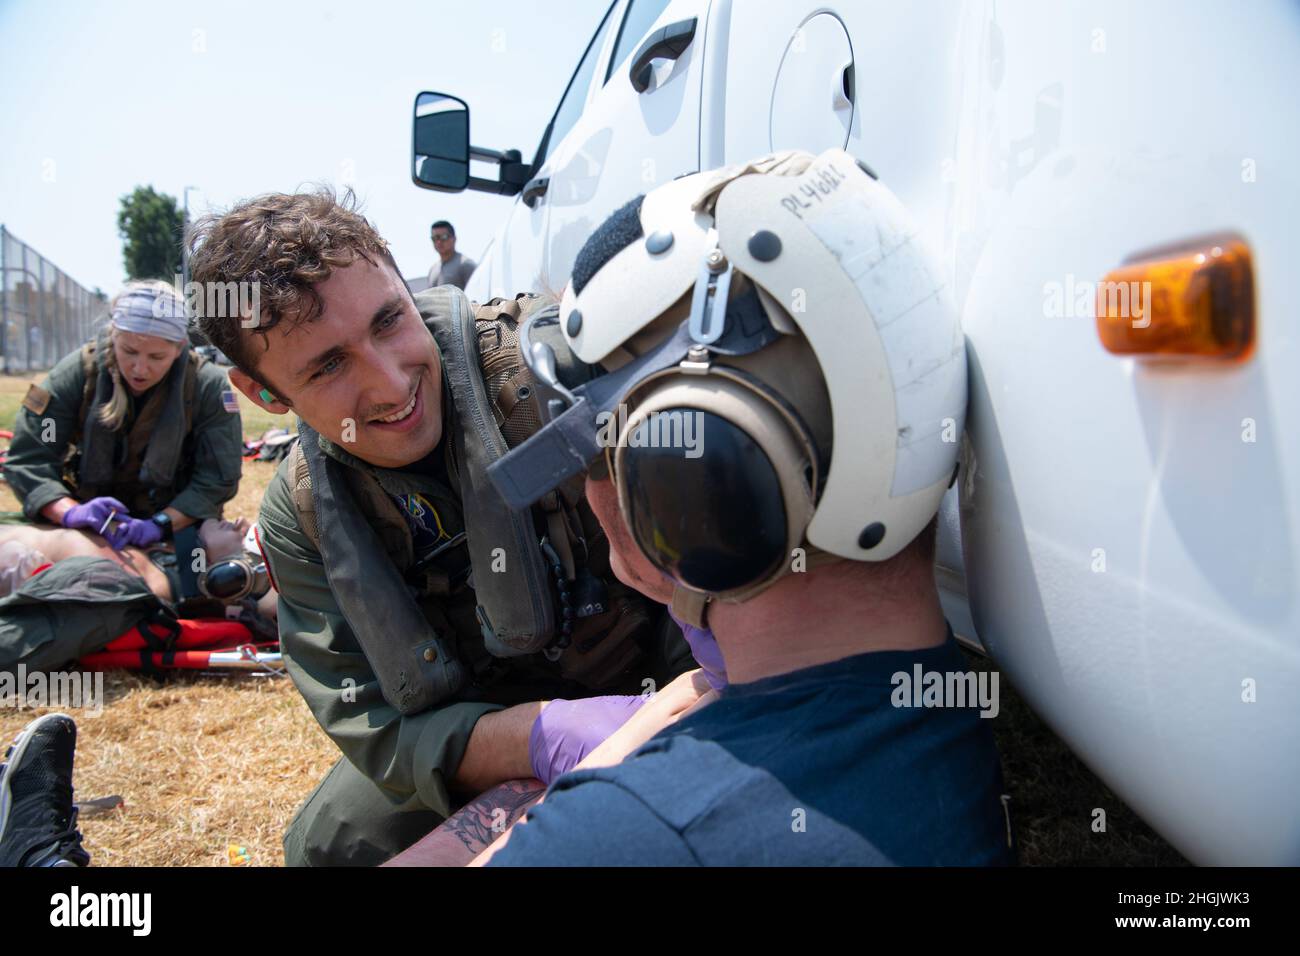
xmin=1096 ymin=235 xmax=1254 ymax=361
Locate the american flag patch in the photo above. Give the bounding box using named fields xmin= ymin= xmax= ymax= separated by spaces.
xmin=222 ymin=389 xmax=240 ymax=413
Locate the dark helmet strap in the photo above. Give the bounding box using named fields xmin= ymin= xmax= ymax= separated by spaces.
xmin=671 ymin=585 xmax=710 ymax=629
xmin=489 ymin=286 xmax=781 ymax=511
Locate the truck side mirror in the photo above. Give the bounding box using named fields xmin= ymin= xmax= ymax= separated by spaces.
xmin=411 ymin=91 xmax=531 ymax=196
xmin=412 ymin=92 xmax=470 ymax=191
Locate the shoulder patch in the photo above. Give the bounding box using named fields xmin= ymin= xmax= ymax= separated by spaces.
xmin=21 ymin=383 xmax=51 ymax=415
xmin=221 ymin=389 xmax=240 ymax=414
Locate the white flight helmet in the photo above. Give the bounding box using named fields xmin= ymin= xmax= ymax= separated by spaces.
xmin=488 ymin=149 xmax=965 ymax=621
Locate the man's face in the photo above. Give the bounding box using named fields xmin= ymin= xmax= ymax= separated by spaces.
xmin=584 ymin=475 xmax=675 ymax=605
xmin=432 ymin=227 xmax=455 ymax=261
xmin=242 ymin=256 xmax=443 ymax=469
xmin=198 ymin=517 xmax=249 ymax=559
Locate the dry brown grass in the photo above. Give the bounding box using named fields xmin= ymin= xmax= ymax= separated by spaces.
xmin=0 ymin=673 xmax=337 ymax=867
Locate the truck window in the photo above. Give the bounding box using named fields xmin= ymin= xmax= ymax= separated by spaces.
xmin=533 ymin=2 xmax=617 ymax=169
xmin=605 ymin=0 xmax=672 ymax=83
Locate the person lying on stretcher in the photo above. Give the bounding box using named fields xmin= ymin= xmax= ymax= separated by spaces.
xmin=0 ymin=513 xmax=277 ymax=620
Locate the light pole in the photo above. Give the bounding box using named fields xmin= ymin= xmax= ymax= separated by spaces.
xmin=181 ymin=186 xmax=198 ymax=344
xmin=181 ymin=185 xmax=198 ymax=290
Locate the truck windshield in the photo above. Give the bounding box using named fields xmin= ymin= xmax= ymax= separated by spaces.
xmin=533 ymin=1 xmax=617 ymax=169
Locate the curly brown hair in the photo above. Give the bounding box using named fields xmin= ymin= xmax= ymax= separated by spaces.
xmin=186 ymin=187 xmax=400 ymax=386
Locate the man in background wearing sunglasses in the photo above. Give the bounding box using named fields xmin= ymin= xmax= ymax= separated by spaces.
xmin=426 ymin=220 xmax=476 ymax=290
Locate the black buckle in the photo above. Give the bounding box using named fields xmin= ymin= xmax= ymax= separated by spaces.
xmin=406 ymin=531 xmax=470 ymax=588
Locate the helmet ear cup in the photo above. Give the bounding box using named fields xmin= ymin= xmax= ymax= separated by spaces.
xmin=613 ymin=374 xmax=817 ymax=601
xmin=621 ymin=411 xmax=788 ymax=593
xmin=199 ymin=558 xmax=254 ymax=601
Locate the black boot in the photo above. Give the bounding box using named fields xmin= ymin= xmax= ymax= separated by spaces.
xmin=0 ymin=713 xmax=91 ymax=867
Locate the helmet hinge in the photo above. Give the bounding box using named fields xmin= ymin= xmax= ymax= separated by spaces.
xmin=680 ymin=345 xmax=712 ymax=375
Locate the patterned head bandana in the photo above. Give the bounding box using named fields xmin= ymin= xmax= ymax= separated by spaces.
xmin=110 ymin=288 xmax=189 ymax=342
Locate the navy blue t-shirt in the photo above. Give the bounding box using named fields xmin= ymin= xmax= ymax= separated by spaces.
xmin=490 ymin=633 xmax=1014 ymax=866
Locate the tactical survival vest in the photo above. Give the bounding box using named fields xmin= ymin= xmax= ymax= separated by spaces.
xmin=65 ymin=341 xmax=204 ymax=517
xmin=284 ymin=288 xmax=650 ymax=714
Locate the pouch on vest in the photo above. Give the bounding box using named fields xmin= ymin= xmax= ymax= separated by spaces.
xmin=297 ymin=417 xmax=467 ymax=715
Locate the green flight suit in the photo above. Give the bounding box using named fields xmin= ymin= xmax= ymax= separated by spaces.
xmin=258 ymin=427 xmax=695 ymax=867
xmin=3 ymin=343 xmax=244 ymax=522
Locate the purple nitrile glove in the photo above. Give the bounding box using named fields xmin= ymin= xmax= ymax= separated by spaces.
xmin=61 ymin=497 xmax=129 ymax=534
xmin=107 ymin=516 xmax=162 ymax=551
xmin=529 ymin=694 xmax=646 ymax=784
xmin=667 ymin=606 xmax=727 ymax=691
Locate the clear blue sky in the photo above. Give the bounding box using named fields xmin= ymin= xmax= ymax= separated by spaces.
xmin=0 ymin=0 xmax=610 ymax=293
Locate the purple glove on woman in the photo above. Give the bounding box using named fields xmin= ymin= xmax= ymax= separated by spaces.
xmin=108 ymin=517 xmax=162 ymax=550
xmin=668 ymin=606 xmax=728 ymax=691
xmin=61 ymin=496 xmax=128 ymax=532
xmin=529 ymin=694 xmax=646 ymax=784
xmin=62 ymin=498 xmax=163 ymax=551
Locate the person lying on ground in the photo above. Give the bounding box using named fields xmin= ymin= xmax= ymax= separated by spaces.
xmin=0 ymin=515 xmax=276 ymax=620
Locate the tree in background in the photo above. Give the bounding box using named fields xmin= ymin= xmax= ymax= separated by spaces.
xmin=117 ymin=186 xmax=184 ymax=280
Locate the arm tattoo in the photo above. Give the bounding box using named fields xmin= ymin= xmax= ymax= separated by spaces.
xmin=442 ymin=778 xmax=547 ymax=854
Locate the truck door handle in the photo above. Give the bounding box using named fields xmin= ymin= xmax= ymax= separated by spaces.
xmin=629 ymin=17 xmax=698 ymax=93
xmin=522 ymin=176 xmax=549 ymax=208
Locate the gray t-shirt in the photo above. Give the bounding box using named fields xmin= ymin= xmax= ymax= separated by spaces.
xmin=426 ymin=251 xmax=476 ymax=290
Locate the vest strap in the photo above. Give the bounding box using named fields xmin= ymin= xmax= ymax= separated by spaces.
xmin=426 ymin=287 xmax=557 ymax=657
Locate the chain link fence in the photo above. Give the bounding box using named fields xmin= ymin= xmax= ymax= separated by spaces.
xmin=1 ymin=225 xmax=104 ymax=374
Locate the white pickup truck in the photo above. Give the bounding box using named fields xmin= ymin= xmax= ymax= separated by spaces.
xmin=410 ymin=0 xmax=1299 ymax=865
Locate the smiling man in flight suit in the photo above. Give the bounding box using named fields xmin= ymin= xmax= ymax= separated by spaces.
xmin=186 ymin=189 xmax=695 ymax=866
